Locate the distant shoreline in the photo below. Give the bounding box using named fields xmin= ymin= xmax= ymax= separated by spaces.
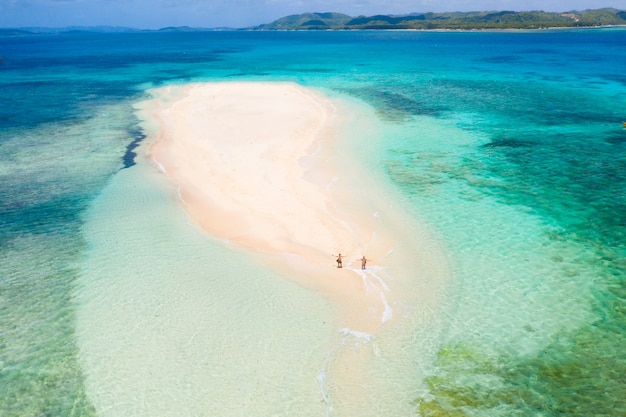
xmin=254 ymin=9 xmax=626 ymax=31
xmin=253 ymin=24 xmax=626 ymax=33
xmin=3 ymin=24 xmax=626 ymax=36
xmin=2 ymin=8 xmax=626 ymax=33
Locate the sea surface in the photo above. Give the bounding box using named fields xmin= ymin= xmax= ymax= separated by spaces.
xmin=1 ymin=29 xmax=625 ymax=416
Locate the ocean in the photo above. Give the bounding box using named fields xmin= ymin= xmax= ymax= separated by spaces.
xmin=1 ymin=29 xmax=625 ymax=416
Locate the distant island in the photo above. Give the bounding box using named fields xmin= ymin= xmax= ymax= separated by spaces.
xmin=2 ymin=8 xmax=626 ymax=34
xmin=254 ymin=8 xmax=626 ymax=31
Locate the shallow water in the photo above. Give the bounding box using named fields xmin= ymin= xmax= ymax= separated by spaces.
xmin=1 ymin=29 xmax=625 ymax=416
xmin=76 ymin=161 xmax=338 ymax=416
xmin=77 ymin=89 xmax=448 ymax=417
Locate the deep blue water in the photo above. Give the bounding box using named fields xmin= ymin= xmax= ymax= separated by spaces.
xmin=1 ymin=29 xmax=625 ymax=416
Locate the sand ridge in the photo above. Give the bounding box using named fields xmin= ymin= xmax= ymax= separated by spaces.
xmin=139 ymin=81 xmax=405 ymax=332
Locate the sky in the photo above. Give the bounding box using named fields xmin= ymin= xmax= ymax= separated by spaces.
xmin=1 ymin=0 xmax=625 ymax=29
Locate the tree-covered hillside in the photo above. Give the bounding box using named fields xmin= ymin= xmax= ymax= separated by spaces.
xmin=255 ymin=9 xmax=626 ymax=30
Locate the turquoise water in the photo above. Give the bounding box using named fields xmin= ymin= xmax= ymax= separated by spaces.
xmin=1 ymin=29 xmax=625 ymax=416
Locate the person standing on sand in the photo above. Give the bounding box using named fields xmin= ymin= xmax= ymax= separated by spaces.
xmin=335 ymin=253 xmax=343 ymax=268
xmin=360 ymin=256 xmax=368 ymax=270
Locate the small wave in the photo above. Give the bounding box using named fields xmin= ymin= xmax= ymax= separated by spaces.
xmin=381 ymin=294 xmax=393 ymax=323
xmin=175 ymin=185 xmax=190 ymax=208
xmin=316 ymin=370 xmax=330 ymax=405
xmin=153 ymin=159 xmax=167 ymax=174
xmin=350 ymin=266 xmax=393 ymax=323
xmin=339 ymin=327 xmax=374 ymax=342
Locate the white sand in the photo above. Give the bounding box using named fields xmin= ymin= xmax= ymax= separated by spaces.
xmin=139 ymin=81 xmax=420 ymax=333
xmin=87 ymin=81 xmax=453 ymax=416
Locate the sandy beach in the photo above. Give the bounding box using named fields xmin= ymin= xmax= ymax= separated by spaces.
xmin=137 ymin=81 xmax=409 ymax=333
xmin=137 ymin=80 xmax=452 ymax=341
xmin=125 ymin=81 xmax=454 ymax=415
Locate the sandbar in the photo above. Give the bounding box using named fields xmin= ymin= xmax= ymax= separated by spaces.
xmin=137 ymin=81 xmax=429 ymax=333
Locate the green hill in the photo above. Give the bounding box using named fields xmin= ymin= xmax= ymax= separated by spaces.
xmin=256 ymin=12 xmax=352 ymax=30
xmin=254 ymin=8 xmax=626 ymax=30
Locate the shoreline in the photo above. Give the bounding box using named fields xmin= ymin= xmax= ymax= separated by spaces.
xmin=257 ymin=25 xmax=626 ymax=33
xmin=136 ymin=81 xmax=447 ymax=335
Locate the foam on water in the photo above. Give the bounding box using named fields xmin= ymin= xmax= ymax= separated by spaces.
xmin=349 ymin=266 xmax=393 ymax=323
